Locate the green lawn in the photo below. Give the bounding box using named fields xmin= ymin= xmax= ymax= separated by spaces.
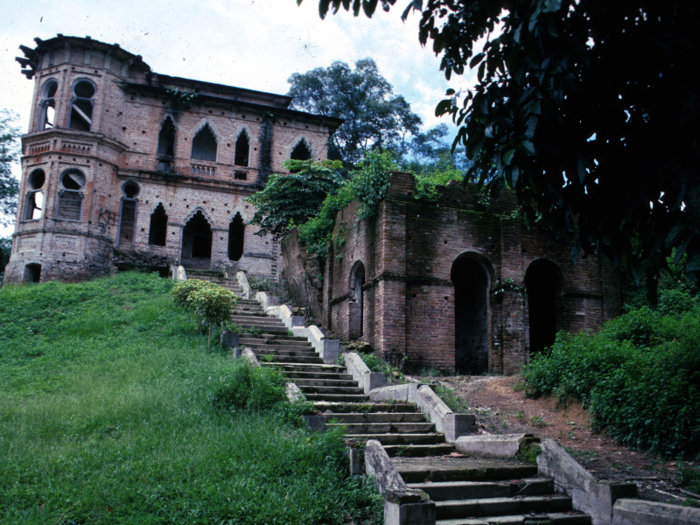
xmin=0 ymin=272 xmax=381 ymax=524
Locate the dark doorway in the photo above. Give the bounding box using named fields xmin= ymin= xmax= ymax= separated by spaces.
xmin=234 ymin=131 xmax=249 ymax=166
xmin=149 ymin=203 xmax=168 ymax=246
xmin=525 ymin=260 xmax=561 ymax=354
xmin=451 ymin=256 xmax=489 ymax=374
xmin=348 ymin=262 xmax=365 ymax=340
xmin=157 ymin=118 xmax=176 ymax=172
xmin=24 ymin=263 xmax=41 ymax=283
xmin=181 ymin=211 xmax=212 ymax=268
xmin=228 ymin=213 xmax=245 ymax=261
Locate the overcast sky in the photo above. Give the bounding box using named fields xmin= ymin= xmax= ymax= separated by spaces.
xmin=1 ymin=0 xmax=478 ymax=235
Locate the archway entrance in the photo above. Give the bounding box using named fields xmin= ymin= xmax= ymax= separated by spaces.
xmin=525 ymin=259 xmax=561 ymax=354
xmin=451 ymin=256 xmax=489 ymax=374
xmin=181 ymin=211 xmax=212 ymax=269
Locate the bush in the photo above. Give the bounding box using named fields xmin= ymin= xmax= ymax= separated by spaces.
xmin=524 ymin=299 xmax=700 ymax=456
xmin=211 ymin=360 xmax=287 ymax=412
xmin=172 ymin=280 xmax=238 ymax=345
xmin=171 ymin=279 xmax=213 ymax=310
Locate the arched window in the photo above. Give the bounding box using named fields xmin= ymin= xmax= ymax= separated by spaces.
xmin=228 ymin=213 xmax=245 ymax=261
xmin=148 ymin=203 xmax=168 ymax=246
xmin=117 ymin=182 xmax=139 ymax=250
xmin=291 ymin=140 xmax=311 ymax=161
xmin=37 ymin=80 xmax=58 ymax=130
xmin=69 ymin=79 xmax=96 ymax=132
xmin=25 ymin=169 xmax=45 ymax=220
xmin=234 ymin=131 xmax=250 ymax=167
xmin=56 ymin=169 xmax=85 ymax=221
xmin=191 ymin=125 xmax=217 ymax=161
xmin=157 ymin=117 xmax=176 ymax=172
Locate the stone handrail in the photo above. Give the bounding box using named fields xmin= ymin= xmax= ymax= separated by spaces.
xmin=236 ymin=271 xmax=252 ymax=299
xmin=344 ymin=352 xmax=387 ymax=394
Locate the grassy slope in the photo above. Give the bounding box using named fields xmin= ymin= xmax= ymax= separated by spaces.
xmin=0 ymin=273 xmax=380 ymax=525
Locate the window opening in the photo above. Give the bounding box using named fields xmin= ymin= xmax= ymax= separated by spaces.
xmin=25 ymin=169 xmax=45 ymax=220
xmin=37 ymin=80 xmax=58 ymax=130
xmin=451 ymin=256 xmax=489 ymax=374
xmin=348 ymin=262 xmax=365 ymax=340
xmin=181 ymin=210 xmax=212 ymax=268
xmin=234 ymin=171 xmax=247 ymax=181
xmin=228 ymin=212 xmax=245 ymax=261
xmin=157 ymin=117 xmax=176 ymax=172
xmin=123 ymin=181 xmax=139 ymax=199
xmin=69 ymin=80 xmax=96 ymax=132
xmin=525 ymin=260 xmax=561 ymax=355
xmin=56 ymin=169 xmax=85 ymax=221
xmin=290 ymin=140 xmax=311 ymax=161
xmin=118 ymin=200 xmax=137 ymax=249
xmin=148 ymin=203 xmax=168 ymax=246
xmin=234 ymin=131 xmax=250 ymax=166
xmin=24 ymin=263 xmax=41 ymax=283
xmin=191 ymin=125 xmax=217 ymax=161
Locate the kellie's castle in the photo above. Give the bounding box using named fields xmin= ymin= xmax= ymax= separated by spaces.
xmin=4 ymin=35 xmax=341 ymax=284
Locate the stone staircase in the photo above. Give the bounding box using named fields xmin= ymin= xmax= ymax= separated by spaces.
xmin=195 ymin=273 xmax=592 ymax=525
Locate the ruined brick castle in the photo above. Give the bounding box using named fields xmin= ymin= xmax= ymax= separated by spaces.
xmin=4 ymin=35 xmax=341 ymax=284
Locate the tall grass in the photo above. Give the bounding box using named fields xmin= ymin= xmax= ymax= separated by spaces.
xmin=0 ymin=273 xmax=381 ymax=524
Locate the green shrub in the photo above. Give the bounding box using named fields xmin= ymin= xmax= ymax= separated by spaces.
xmin=212 ymin=360 xmax=287 ymax=412
xmin=172 ymin=280 xmax=238 ymax=345
xmin=523 ymin=300 xmax=700 ymax=456
xmin=171 ymin=279 xmax=214 ymax=310
xmin=679 ymin=464 xmax=700 ymax=493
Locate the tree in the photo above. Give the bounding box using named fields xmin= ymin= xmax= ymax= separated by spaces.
xmin=0 ymin=109 xmax=20 ymax=227
xmin=306 ymin=0 xmax=700 ymax=304
xmin=287 ymin=58 xmax=422 ymax=165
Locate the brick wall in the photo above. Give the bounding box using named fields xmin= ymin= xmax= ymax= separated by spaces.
xmin=325 ymin=172 xmax=621 ymax=374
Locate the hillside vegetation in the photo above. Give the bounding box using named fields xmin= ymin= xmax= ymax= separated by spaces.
xmin=0 ymin=273 xmax=380 ymax=524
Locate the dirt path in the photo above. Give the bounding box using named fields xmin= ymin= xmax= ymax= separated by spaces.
xmin=431 ymin=375 xmax=693 ymax=505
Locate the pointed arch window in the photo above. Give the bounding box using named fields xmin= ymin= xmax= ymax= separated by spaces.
xmin=157 ymin=117 xmax=176 ymax=172
xmin=191 ymin=125 xmax=217 ymax=161
xmin=37 ymin=80 xmax=58 ymax=130
xmin=234 ymin=131 xmax=250 ymax=166
xmin=291 ymin=140 xmax=311 ymax=161
xmin=228 ymin=212 xmax=245 ymax=261
xmin=25 ymin=169 xmax=45 ymax=220
xmin=149 ymin=203 xmax=168 ymax=246
xmin=69 ymin=80 xmax=96 ymax=132
xmin=56 ymin=169 xmax=85 ymax=221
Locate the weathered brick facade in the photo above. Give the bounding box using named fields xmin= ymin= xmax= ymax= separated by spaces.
xmin=324 ymin=172 xmax=621 ymax=374
xmin=4 ymin=35 xmax=340 ymax=285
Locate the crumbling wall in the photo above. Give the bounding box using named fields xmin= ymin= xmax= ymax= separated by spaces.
xmin=280 ymin=230 xmax=324 ymax=323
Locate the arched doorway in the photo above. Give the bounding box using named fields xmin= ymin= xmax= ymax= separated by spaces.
xmin=525 ymin=259 xmax=562 ymax=354
xmin=181 ymin=211 xmax=212 ymax=269
xmin=451 ymin=256 xmax=490 ymax=374
xmin=348 ymin=262 xmax=365 ymax=340
xmin=228 ymin=213 xmax=245 ymax=261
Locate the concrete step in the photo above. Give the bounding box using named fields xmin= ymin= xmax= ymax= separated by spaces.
xmin=254 ymin=349 xmax=319 ymax=359
xmin=286 ymin=371 xmax=354 ymax=381
xmin=266 ymin=363 xmax=347 ymax=374
xmin=304 ymin=393 xmax=370 ymax=402
xmin=294 ymin=379 xmax=360 ymax=388
xmin=435 ymin=495 xmax=573 ymax=520
xmin=408 ymin=479 xmax=555 ymax=501
xmin=314 ymin=402 xmax=418 ymax=413
xmin=345 ymin=433 xmax=446 ymax=445
xmin=328 ymin=422 xmax=436 ymax=434
xmin=300 ymin=385 xmax=366 ymax=395
xmin=327 ymin=412 xmax=426 ymax=423
xmin=384 ymin=444 xmax=456 ymax=457
xmin=240 ymin=337 xmax=312 ymax=346
xmin=436 ymin=513 xmax=591 ymax=524
xmin=392 ymin=457 xmax=539 ymax=483
xmin=260 ymin=356 xmax=325 ymax=364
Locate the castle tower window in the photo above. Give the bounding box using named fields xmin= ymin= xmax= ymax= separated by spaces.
xmin=291 ymin=140 xmax=311 ymax=161
xmin=191 ymin=125 xmax=217 ymax=161
xmin=181 ymin=210 xmax=212 ymax=269
xmin=157 ymin=117 xmax=176 ymax=172
xmin=69 ymin=80 xmax=96 ymax=132
xmin=148 ymin=204 xmax=168 ymax=246
xmin=117 ymin=182 xmax=139 ymax=250
xmin=56 ymin=169 xmax=85 ymax=221
xmin=24 ymin=169 xmax=45 ymax=220
xmin=228 ymin=212 xmax=245 ymax=261
xmin=234 ymin=131 xmax=250 ymax=166
xmin=37 ymin=80 xmax=58 ymax=130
